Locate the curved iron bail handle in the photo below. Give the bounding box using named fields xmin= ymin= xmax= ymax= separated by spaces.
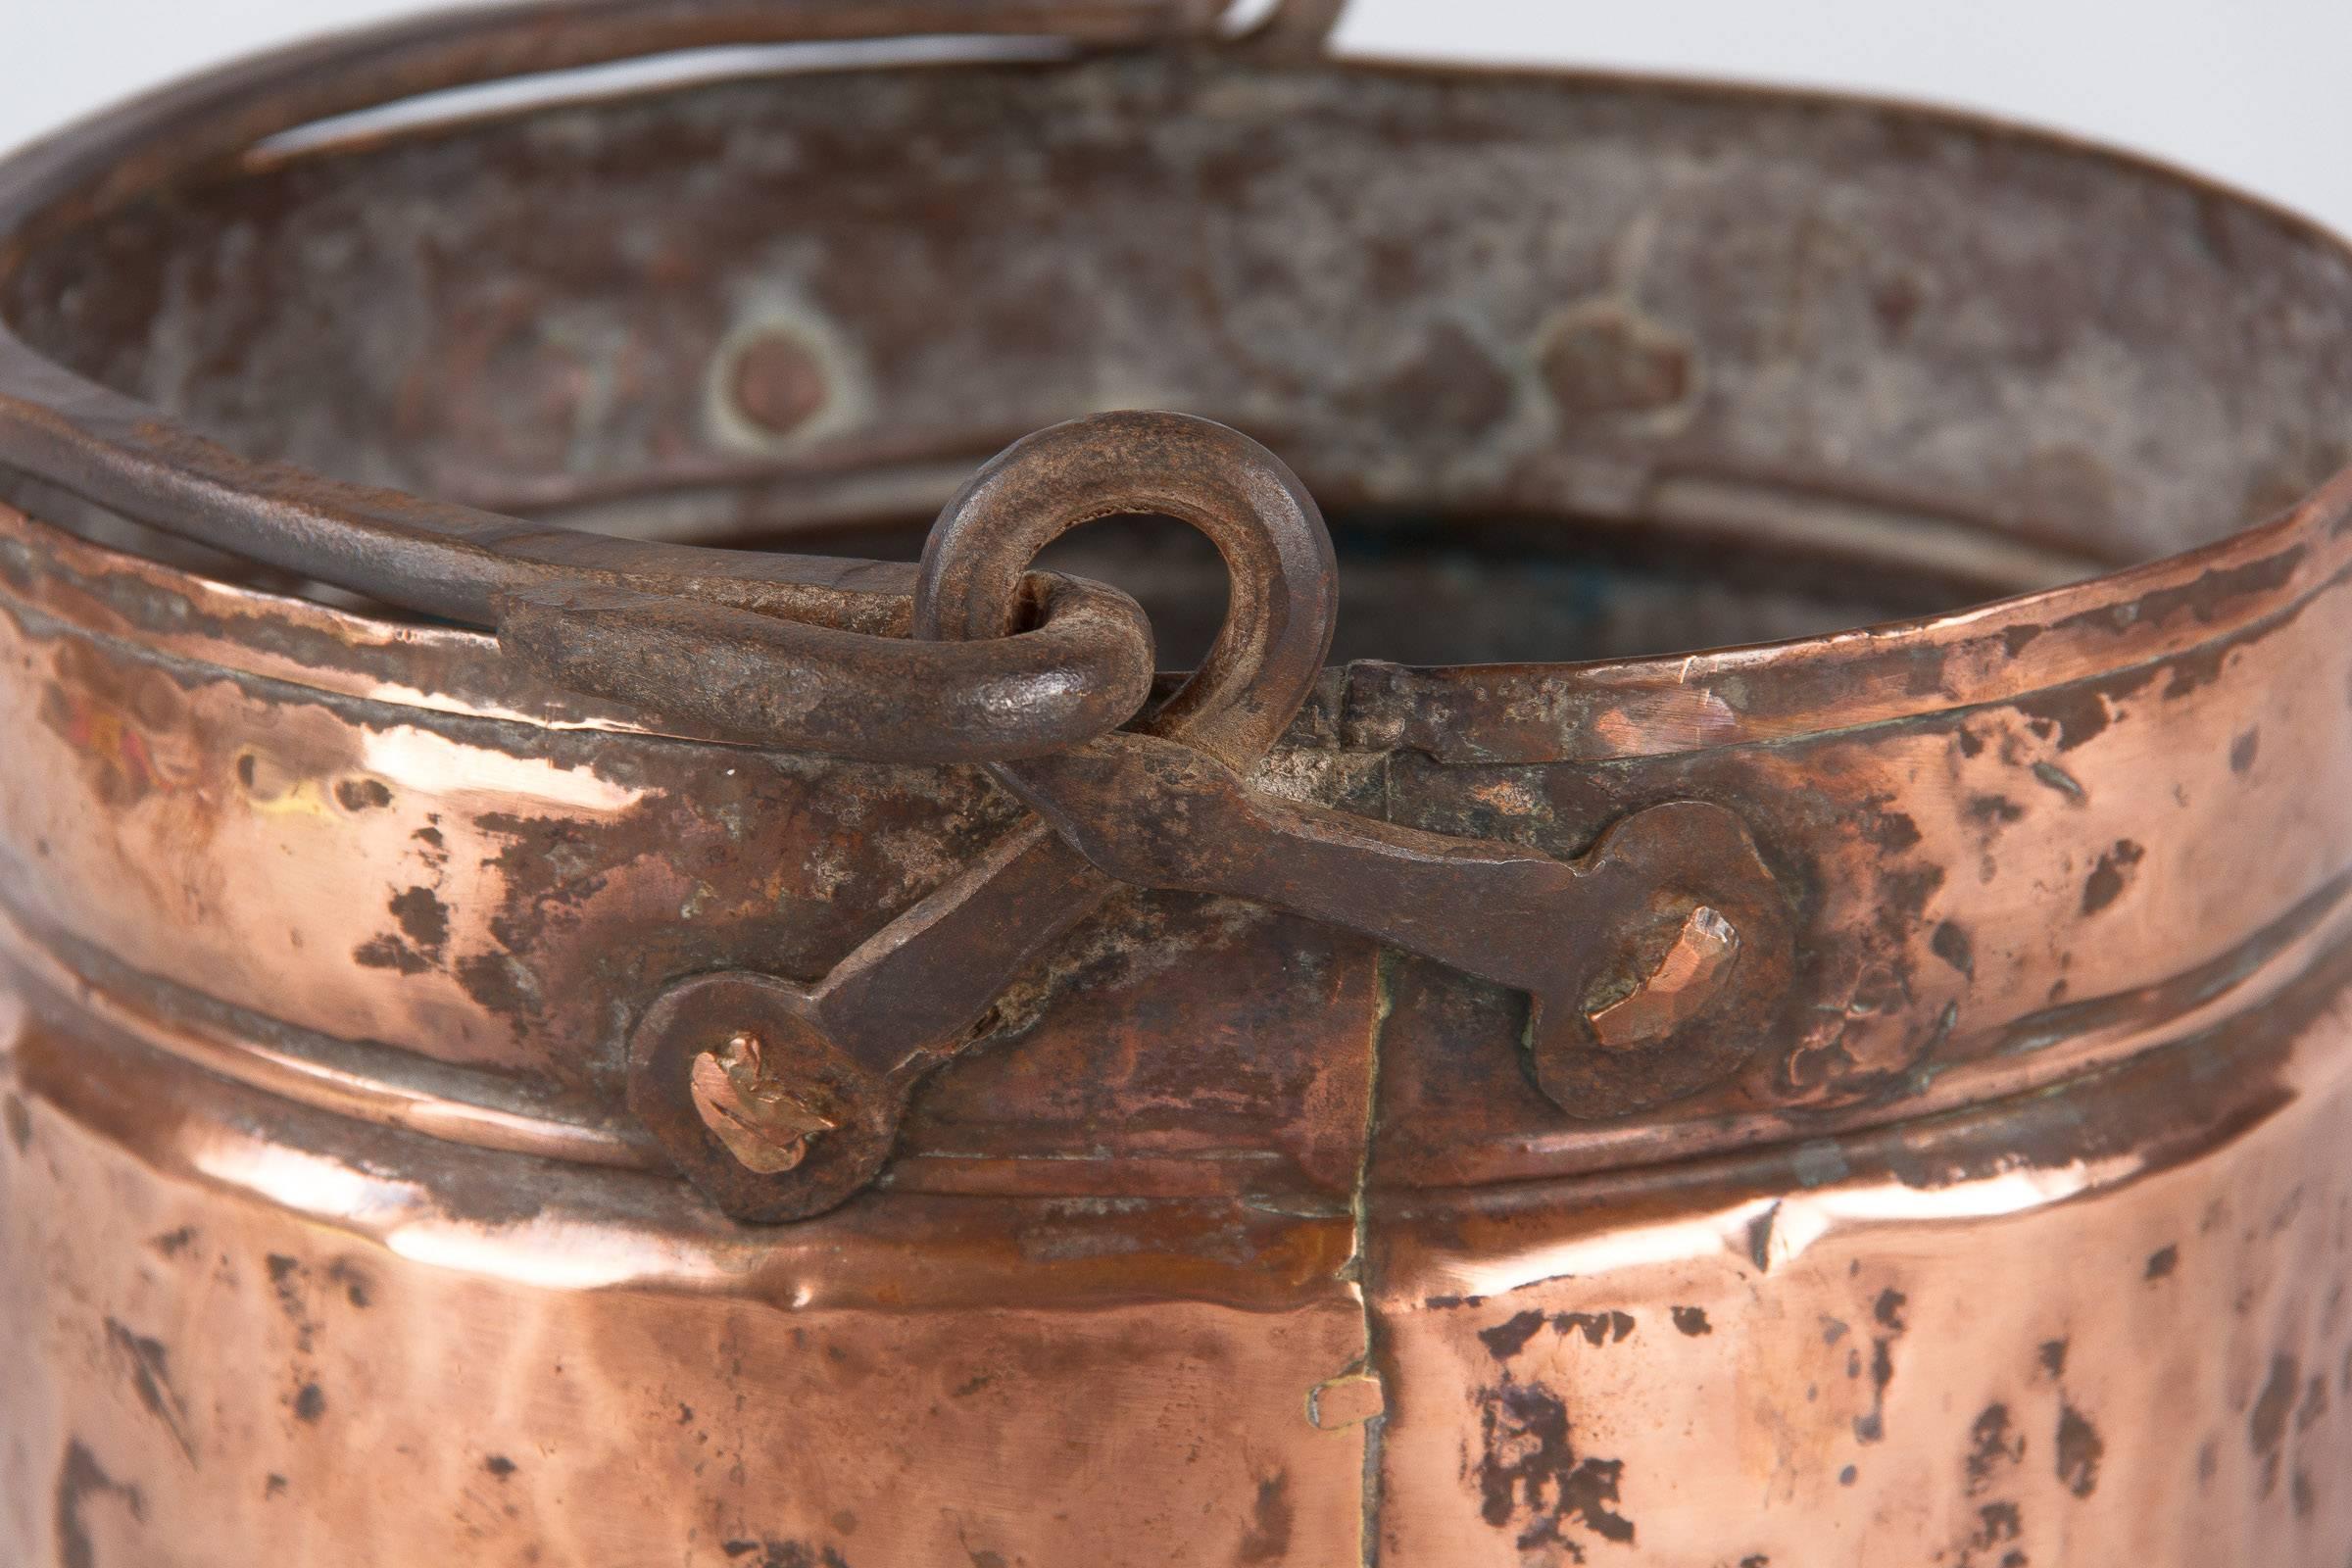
xmin=627 ymin=412 xmax=1790 ymax=1223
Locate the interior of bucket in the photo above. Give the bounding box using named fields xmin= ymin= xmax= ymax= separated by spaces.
xmin=6 ymin=48 xmax=2351 ymax=666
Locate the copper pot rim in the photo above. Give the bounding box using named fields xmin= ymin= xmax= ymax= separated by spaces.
xmin=1 ymin=0 xmax=2348 ymax=758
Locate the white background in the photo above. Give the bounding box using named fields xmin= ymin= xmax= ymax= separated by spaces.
xmin=3 ymin=0 xmax=2350 ymax=238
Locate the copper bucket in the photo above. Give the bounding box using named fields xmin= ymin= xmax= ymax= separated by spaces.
xmin=4 ymin=4 xmax=2349 ymax=1563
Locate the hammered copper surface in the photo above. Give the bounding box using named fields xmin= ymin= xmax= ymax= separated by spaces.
xmin=2 ymin=3 xmax=2350 ymax=1564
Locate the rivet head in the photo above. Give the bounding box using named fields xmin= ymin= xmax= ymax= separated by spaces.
xmin=1538 ymin=303 xmax=1695 ymax=417
xmin=628 ymin=971 xmax=902 ymax=1224
xmin=690 ymin=1031 xmax=840 ymax=1174
xmin=1522 ymin=800 xmax=1793 ymax=1121
xmin=1585 ymin=905 xmax=1742 ymax=1051
xmin=728 ymin=330 xmax=828 ymax=437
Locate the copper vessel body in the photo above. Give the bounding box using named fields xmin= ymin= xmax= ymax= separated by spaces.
xmin=3 ymin=6 xmax=2350 ymax=1564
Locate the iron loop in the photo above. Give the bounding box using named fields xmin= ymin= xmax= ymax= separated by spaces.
xmin=914 ymin=409 xmax=1338 ymax=769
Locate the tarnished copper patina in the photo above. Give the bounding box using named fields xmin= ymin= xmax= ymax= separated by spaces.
xmin=3 ymin=3 xmax=2349 ymax=1563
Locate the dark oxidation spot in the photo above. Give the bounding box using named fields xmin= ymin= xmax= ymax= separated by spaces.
xmin=1236 ymin=1472 xmax=1294 ymax=1564
xmin=2145 ymin=1245 xmax=2180 ymax=1280
xmin=105 ymin=1319 xmax=195 ymax=1463
xmin=2160 ymin=642 xmax=2233 ymax=701
xmin=1962 ymin=1500 xmax=2024 ymax=1563
xmin=2052 ymin=547 xmax=2304 ymax=640
xmin=293 ymin=1382 xmax=326 ymax=1424
xmin=1672 ymin=1305 xmax=1713 ymax=1337
xmin=266 ymin=1253 xmax=318 ymax=1352
xmin=1967 ymin=1404 xmax=2024 ymax=1494
xmin=1854 ymin=1338 xmax=1897 ymax=1445
xmin=56 ymin=1441 xmax=144 ymax=1568
xmin=1555 ymin=1310 xmax=1637 ymax=1348
xmin=355 ymin=885 xmax=454 ymax=976
xmin=1853 ymin=1291 xmax=1907 ymax=1446
xmin=389 ymin=885 xmax=450 ymax=956
xmin=1480 ymin=1307 xmax=1635 ymax=1359
xmin=1472 ymin=1379 xmax=1636 ymax=1553
xmin=1931 ymin=921 xmax=1976 ymax=979
xmin=484 ymin=1454 xmax=517 ymax=1480
xmin=149 ymin=1226 xmax=196 ymax=1259
xmin=720 ymin=1543 xmax=850 ymax=1568
xmin=1839 ymin=1464 xmax=1858 ymax=1487
xmin=1965 ymin=794 xmax=2026 ymax=826
xmin=2019 ymin=686 xmax=2111 ymax=752
xmin=334 ymin=776 xmax=393 ymax=811
xmin=1861 ymin=808 xmax=1924 ymax=854
xmin=456 ymin=952 xmax=543 ymax=1025
xmin=328 ymin=1259 xmax=372 ymax=1309
xmin=2230 ymin=728 xmax=2261 ymax=774
xmin=2038 ymin=1340 xmax=2070 ymax=1379
xmin=2081 ymin=840 xmax=2145 ymax=915
xmin=1480 ymin=1310 xmax=1549 ymax=1361
xmin=2055 ymin=1403 xmax=2104 ymax=1498
xmin=2250 ymin=1352 xmax=2301 ymax=1496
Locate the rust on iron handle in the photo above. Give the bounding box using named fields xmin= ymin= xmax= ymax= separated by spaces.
xmin=0 ymin=0 xmax=1362 ymax=768
xmin=625 ymin=412 xmax=1794 ymax=1222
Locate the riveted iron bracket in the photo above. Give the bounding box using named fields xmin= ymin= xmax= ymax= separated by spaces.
xmin=621 ymin=412 xmax=1794 ymax=1222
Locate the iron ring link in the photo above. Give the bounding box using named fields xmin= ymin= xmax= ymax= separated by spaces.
xmin=914 ymin=408 xmax=1339 ymax=769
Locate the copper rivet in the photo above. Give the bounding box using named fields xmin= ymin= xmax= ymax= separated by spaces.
xmin=729 ymin=331 xmax=828 ymax=436
xmin=1539 ymin=304 xmax=1693 ymax=416
xmin=689 ymin=1031 xmax=838 ymax=1174
xmin=1587 ymin=905 xmax=1741 ymax=1050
